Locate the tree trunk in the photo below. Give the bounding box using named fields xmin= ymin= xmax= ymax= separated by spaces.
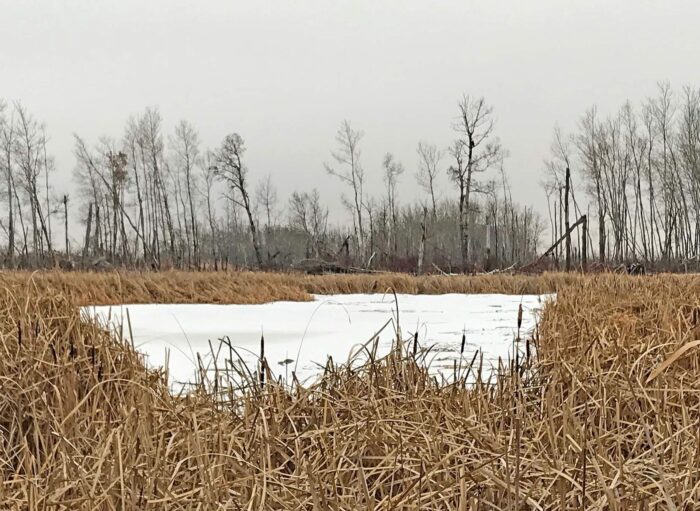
xmin=82 ymin=203 xmax=93 ymax=263
xmin=6 ymin=157 xmax=14 ymax=265
xmin=599 ymin=213 xmax=606 ymax=263
xmin=417 ymin=207 xmax=427 ymax=275
xmin=565 ymin=167 xmax=571 ymax=271
xmin=63 ymin=195 xmax=69 ymax=254
xmin=242 ymin=191 xmax=262 ymax=268
xmin=582 ymin=214 xmax=588 ymax=271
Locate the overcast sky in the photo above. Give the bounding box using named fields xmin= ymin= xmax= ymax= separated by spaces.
xmin=3 ymin=0 xmax=700 ymax=225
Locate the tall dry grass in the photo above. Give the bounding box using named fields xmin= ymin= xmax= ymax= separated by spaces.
xmin=1 ymin=272 xmax=700 ymax=508
xmin=0 ymin=269 xmax=577 ymax=306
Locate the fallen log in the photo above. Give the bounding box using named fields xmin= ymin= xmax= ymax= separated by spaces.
xmin=535 ymin=215 xmax=586 ymax=266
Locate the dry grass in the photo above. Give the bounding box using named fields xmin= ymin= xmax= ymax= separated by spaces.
xmin=0 ymin=270 xmax=577 ymax=306
xmin=1 ymin=271 xmax=700 ymax=508
xmin=0 ymin=270 xmax=312 ymax=306
xmin=300 ymin=271 xmax=578 ymax=298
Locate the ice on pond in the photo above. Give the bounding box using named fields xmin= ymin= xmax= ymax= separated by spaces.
xmin=83 ymin=293 xmax=551 ymax=389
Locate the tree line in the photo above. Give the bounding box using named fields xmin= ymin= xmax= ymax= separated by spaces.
xmin=0 ymin=93 xmax=562 ymax=273
xmin=543 ymin=82 xmax=700 ymax=271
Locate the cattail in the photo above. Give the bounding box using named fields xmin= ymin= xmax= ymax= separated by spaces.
xmin=460 ymin=332 xmax=466 ymax=355
xmin=517 ymin=303 xmax=523 ymax=330
xmin=526 ymin=338 xmax=531 ymax=364
xmin=259 ymin=333 xmax=265 ymax=388
xmin=412 ymin=332 xmax=418 ymax=358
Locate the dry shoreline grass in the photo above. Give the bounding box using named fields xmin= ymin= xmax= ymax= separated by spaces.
xmin=2 ymin=271 xmax=700 ymax=508
xmin=0 ymin=269 xmax=577 ymax=306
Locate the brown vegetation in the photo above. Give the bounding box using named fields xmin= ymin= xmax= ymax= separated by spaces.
xmin=0 ymin=270 xmax=576 ymax=306
xmin=2 ymin=272 xmax=700 ymax=508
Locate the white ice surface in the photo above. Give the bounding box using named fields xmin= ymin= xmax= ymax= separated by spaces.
xmin=82 ymin=293 xmax=550 ymax=389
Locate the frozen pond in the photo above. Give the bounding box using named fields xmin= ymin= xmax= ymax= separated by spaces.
xmin=83 ymin=293 xmax=550 ymax=389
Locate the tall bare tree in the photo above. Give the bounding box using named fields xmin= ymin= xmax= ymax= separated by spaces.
xmin=416 ymin=141 xmax=441 ymax=217
xmin=255 ymin=174 xmax=278 ymax=262
xmin=14 ymin=103 xmax=53 ymax=260
xmin=678 ymin=87 xmax=700 ymax=256
xmin=255 ymin=174 xmax=278 ymax=231
xmin=289 ymin=189 xmax=328 ymax=258
xmin=170 ymin=120 xmax=201 ymax=266
xmin=0 ymin=101 xmax=16 ymax=264
xmin=324 ymin=121 xmax=365 ymax=255
xmin=449 ymin=95 xmax=503 ymax=270
xmin=214 ymin=133 xmax=262 ymax=267
xmin=383 ymin=152 xmax=404 ymax=256
xmin=198 ymin=150 xmax=219 ymax=265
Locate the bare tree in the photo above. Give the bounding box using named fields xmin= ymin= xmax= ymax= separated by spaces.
xmin=122 ymin=117 xmax=149 ymax=263
xmin=576 ymin=107 xmax=608 ymax=262
xmin=0 ymin=101 xmax=16 ymax=264
xmin=544 ymin=126 xmax=584 ymax=265
xmin=170 ymin=120 xmax=201 ymax=266
xmin=289 ymin=189 xmax=328 ymax=258
xmin=255 ymin=174 xmax=278 ymax=231
xmin=106 ymin=149 xmax=129 ymax=259
xmin=383 ymin=152 xmax=404 ymax=256
xmin=449 ymin=95 xmax=503 ymax=270
xmin=14 ymin=103 xmax=53 ymax=260
xmin=255 ymin=174 xmax=279 ymax=262
xmin=416 ymin=141 xmax=441 ymax=217
xmin=678 ymin=87 xmax=700 ymax=256
xmin=197 ymin=150 xmax=219 ymax=265
xmin=553 ymin=83 xmax=700 ymax=266
xmin=73 ymin=134 xmax=137 ymax=263
xmin=324 ymin=121 xmax=365 ymax=254
xmin=651 ymin=82 xmax=682 ymax=259
xmin=141 ymin=108 xmax=175 ymax=261
xmin=214 ymin=133 xmax=262 ymax=267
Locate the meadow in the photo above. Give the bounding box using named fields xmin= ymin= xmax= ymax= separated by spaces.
xmin=1 ymin=270 xmax=699 ymax=509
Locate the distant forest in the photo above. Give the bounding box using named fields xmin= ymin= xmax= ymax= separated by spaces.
xmin=1 ymin=83 xmax=698 ymax=273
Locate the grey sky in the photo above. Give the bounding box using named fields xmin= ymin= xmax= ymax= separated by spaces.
xmin=3 ymin=0 xmax=699 ymax=225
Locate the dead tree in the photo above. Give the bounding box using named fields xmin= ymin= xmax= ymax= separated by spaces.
xmin=63 ymin=195 xmax=69 ymax=254
xmin=416 ymin=141 xmax=441 ymax=217
xmin=82 ymin=203 xmax=93 ymax=263
xmin=324 ymin=121 xmax=365 ymax=256
xmin=417 ymin=206 xmax=428 ymax=275
xmin=256 ymin=174 xmax=278 ymax=261
xmin=564 ymin=166 xmax=571 ymax=271
xmin=382 ymin=152 xmax=404 ymax=257
xmin=198 ymin=151 xmax=218 ymax=267
xmin=449 ymin=95 xmax=503 ymax=271
xmin=214 ymin=133 xmax=262 ymax=268
xmin=0 ymin=101 xmax=16 ymax=264
xmin=170 ymin=120 xmax=201 ymax=267
xmin=14 ymin=103 xmax=53 ymax=260
xmin=289 ymin=189 xmax=328 ymax=259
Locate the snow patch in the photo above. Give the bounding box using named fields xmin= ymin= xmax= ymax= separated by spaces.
xmin=82 ymin=293 xmax=551 ymax=389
